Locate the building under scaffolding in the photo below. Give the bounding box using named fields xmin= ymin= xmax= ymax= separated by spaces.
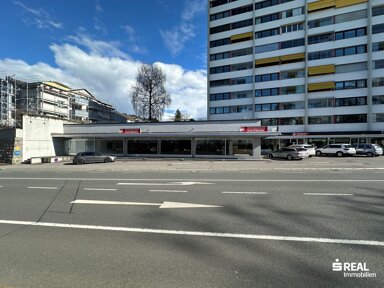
xmin=0 ymin=76 xmax=126 ymax=128
xmin=0 ymin=77 xmax=17 ymax=127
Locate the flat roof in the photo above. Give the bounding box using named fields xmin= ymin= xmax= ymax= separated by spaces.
xmin=63 ymin=119 xmax=264 ymax=127
xmin=55 ymin=120 xmax=280 ymax=138
xmin=53 ymin=132 xmax=280 ymax=139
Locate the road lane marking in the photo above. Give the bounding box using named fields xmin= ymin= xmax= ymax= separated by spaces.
xmin=117 ymin=181 xmax=213 ymax=186
xmin=83 ymin=188 xmax=117 ymax=191
xmin=304 ymin=193 xmax=353 ymax=196
xmin=72 ymin=200 xmax=158 ymax=206
xmin=149 ymin=190 xmax=188 ymax=193
xmin=27 ymin=187 xmax=58 ymax=190
xmin=2 ymin=177 xmax=384 ymax=182
xmin=222 ymin=192 xmax=268 ymax=194
xmin=0 ymin=220 xmax=383 ymax=246
xmin=71 ymin=199 xmax=222 ymax=209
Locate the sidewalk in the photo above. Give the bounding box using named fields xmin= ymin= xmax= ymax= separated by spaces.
xmin=1 ymin=156 xmax=383 ymax=173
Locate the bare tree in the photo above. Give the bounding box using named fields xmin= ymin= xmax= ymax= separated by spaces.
xmin=131 ymin=64 xmax=171 ymax=121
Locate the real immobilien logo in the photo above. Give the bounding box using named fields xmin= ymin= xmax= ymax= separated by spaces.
xmin=332 ymin=259 xmax=377 ymax=278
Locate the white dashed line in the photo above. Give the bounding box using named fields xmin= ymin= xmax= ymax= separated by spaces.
xmin=149 ymin=190 xmax=188 ymax=193
xmin=222 ymin=192 xmax=268 ymax=194
xmin=84 ymin=188 xmax=117 ymax=191
xmin=27 ymin=187 xmax=58 ymax=190
xmin=304 ymin=193 xmax=353 ymax=196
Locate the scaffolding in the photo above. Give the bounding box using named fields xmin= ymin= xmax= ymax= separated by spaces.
xmin=0 ymin=75 xmax=122 ymax=128
xmin=0 ymin=77 xmax=16 ymax=128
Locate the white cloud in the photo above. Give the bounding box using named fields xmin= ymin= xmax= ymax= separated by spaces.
xmin=155 ymin=62 xmax=207 ymax=120
xmin=95 ymin=3 xmax=104 ymax=13
xmin=66 ymin=33 xmax=131 ymax=60
xmin=0 ymin=37 xmax=207 ymax=120
xmin=121 ymin=25 xmax=148 ymax=55
xmin=160 ymin=0 xmax=206 ymax=57
xmin=122 ymin=25 xmax=136 ymax=42
xmin=182 ymin=0 xmax=206 ymax=21
xmin=14 ymin=0 xmax=63 ymax=30
xmin=94 ymin=16 xmax=107 ymax=34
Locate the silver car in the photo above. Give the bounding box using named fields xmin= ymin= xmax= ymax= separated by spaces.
xmin=73 ymin=152 xmax=116 ymax=165
xmin=315 ymin=144 xmax=356 ymax=157
xmin=289 ymin=144 xmax=316 ymax=157
xmin=268 ymin=147 xmax=309 ymax=160
xmin=352 ymin=144 xmax=383 ymax=157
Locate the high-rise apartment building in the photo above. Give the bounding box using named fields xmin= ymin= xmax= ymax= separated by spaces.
xmin=208 ymin=0 xmax=384 ymax=136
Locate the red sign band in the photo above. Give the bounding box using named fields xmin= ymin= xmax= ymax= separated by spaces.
xmin=240 ymin=126 xmax=268 ymax=132
xmin=119 ymin=128 xmax=141 ymax=134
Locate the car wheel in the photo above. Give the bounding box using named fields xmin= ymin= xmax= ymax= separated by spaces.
xmin=268 ymin=153 xmax=274 ymax=159
xmin=336 ymin=151 xmax=343 ymax=157
xmin=316 ymin=151 xmax=322 ymax=156
xmin=104 ymin=157 xmax=111 ymax=163
xmin=76 ymin=158 xmax=85 ymax=165
xmin=287 ymin=154 xmax=293 ymax=160
xmin=366 ymin=152 xmax=373 ymax=157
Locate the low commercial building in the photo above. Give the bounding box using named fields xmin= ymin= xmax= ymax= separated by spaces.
xmin=1 ymin=115 xmax=279 ymax=163
xmin=3 ymin=115 xmax=384 ymax=164
xmin=57 ymin=120 xmax=279 ymax=159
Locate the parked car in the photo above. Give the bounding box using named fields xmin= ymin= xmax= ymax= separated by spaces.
xmin=352 ymin=144 xmax=383 ymax=157
xmin=315 ymin=144 xmax=356 ymax=157
xmin=289 ymin=144 xmax=316 ymax=157
xmin=73 ymin=152 xmax=116 ymax=165
xmin=268 ymin=147 xmax=309 ymax=160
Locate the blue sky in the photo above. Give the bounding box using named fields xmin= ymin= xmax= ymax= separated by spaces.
xmin=0 ymin=0 xmax=208 ymax=119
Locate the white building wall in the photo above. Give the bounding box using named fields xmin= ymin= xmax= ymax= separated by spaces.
xmin=22 ymin=115 xmax=66 ymax=161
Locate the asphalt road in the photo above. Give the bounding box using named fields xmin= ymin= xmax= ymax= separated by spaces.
xmin=0 ymin=158 xmax=383 ymax=288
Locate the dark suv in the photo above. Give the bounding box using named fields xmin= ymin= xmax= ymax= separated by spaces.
xmin=352 ymin=144 xmax=383 ymax=157
xmin=73 ymin=152 xmax=116 ymax=165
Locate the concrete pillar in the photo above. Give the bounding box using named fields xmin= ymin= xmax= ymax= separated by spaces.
xmin=157 ymin=140 xmax=161 ymax=155
xmin=123 ymin=138 xmax=127 ymax=156
xmin=252 ymin=137 xmax=261 ymax=159
xmin=191 ymin=138 xmax=196 ymax=158
xmin=228 ymin=140 xmax=234 ymax=156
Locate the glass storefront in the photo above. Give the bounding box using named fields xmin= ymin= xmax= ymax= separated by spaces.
xmin=66 ymin=139 xmax=123 ymax=155
xmin=67 ymin=139 xmax=94 ymax=155
xmin=96 ymin=140 xmax=123 ymax=155
xmin=196 ymin=140 xmax=225 ymax=155
xmin=127 ymin=140 xmax=157 ymax=154
xmin=232 ymin=140 xmax=253 ymax=155
xmin=308 ymin=138 xmax=327 ymax=148
xmin=161 ymin=140 xmax=191 ymax=155
xmin=262 ymin=136 xmax=384 ymax=151
xmin=334 ymin=138 xmax=351 ymax=144
xmin=371 ymin=138 xmax=384 ymax=146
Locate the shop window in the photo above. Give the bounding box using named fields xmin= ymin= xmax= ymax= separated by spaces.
xmin=196 ymin=140 xmax=225 ymax=155
xmin=161 ymin=140 xmax=191 ymax=155
xmin=127 ymin=140 xmax=157 ymax=154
